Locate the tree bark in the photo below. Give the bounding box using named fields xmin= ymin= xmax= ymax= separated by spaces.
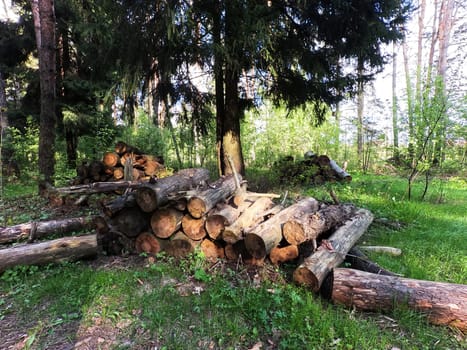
xmin=324 ymin=268 xmax=467 ymax=333
xmin=0 ymin=234 xmax=98 ymax=272
xmin=329 ymin=160 xmax=352 ymax=182
xmin=0 ymin=216 xmax=97 ymax=244
xmin=187 ymin=174 xmax=240 ymax=219
xmin=244 ymin=197 xmax=320 ymax=259
xmin=135 ymin=168 xmax=210 ymax=213
xmin=101 ymin=193 xmax=137 ymax=217
xmin=31 ymin=0 xmax=57 ymax=187
xmin=293 ymin=208 xmax=374 ymax=292
xmin=222 ymin=197 xmax=275 ymax=244
xmin=283 ymin=204 xmax=355 ymax=246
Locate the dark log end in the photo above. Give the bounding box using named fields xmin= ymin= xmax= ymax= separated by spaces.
xmin=293 ymin=266 xmax=320 ymax=292
xmin=136 ymin=187 xmax=158 ymax=213
xmin=244 ymin=233 xmax=266 ymax=259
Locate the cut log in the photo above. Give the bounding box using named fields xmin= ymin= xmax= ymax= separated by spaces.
xmin=0 ymin=234 xmax=98 ymax=272
xmin=244 ymin=197 xmax=320 ymax=259
xmin=329 ymin=159 xmax=351 ymax=182
xmin=164 ymin=231 xmax=199 ymax=257
xmin=283 ymin=204 xmax=355 ymax=246
xmin=102 ymin=152 xmax=120 ymax=167
xmin=293 ymin=208 xmax=374 ymax=292
xmin=0 ymin=216 xmax=97 ymax=244
xmin=359 ymin=245 xmax=402 ymax=256
xmin=101 ymin=193 xmax=137 ymax=218
xmin=54 ymin=180 xmax=146 ymax=195
xmin=181 ymin=215 xmax=207 ymax=241
xmin=323 ymin=268 xmax=467 ymax=333
xmin=205 ymin=203 xmax=241 ymax=240
xmin=187 ymin=174 xmax=240 ymax=219
xmin=200 ymin=239 xmax=225 ymax=261
xmin=135 ymin=168 xmax=210 ymax=213
xmin=222 ymin=197 xmax=275 ymax=244
xmin=135 ymin=232 xmax=161 ymax=255
xmin=113 ymin=167 xmax=124 ymax=180
xmin=224 ymin=240 xmax=265 ymax=266
xmin=150 ymin=207 xmax=184 ymax=239
xmin=345 ymin=247 xmax=397 ymax=276
xmin=111 ymin=207 xmax=149 ymax=238
xmin=269 ymin=245 xmax=299 ymax=265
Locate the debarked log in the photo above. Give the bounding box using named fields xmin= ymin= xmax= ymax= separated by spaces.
xmin=293 ymin=208 xmax=374 ymax=292
xmin=324 ymin=268 xmax=467 ymax=333
xmin=54 ymin=180 xmax=146 ymax=195
xmin=135 ymin=168 xmax=210 ymax=213
xmin=329 ymin=160 xmax=352 ymax=182
xmin=0 ymin=216 xmax=97 ymax=244
xmin=0 ymin=234 xmax=98 ymax=272
xmin=244 ymin=197 xmax=320 ymax=259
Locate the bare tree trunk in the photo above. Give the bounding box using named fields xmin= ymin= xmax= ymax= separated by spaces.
xmin=356 ymin=57 xmax=364 ymax=167
xmin=31 ymin=0 xmax=57 ymax=189
xmin=391 ymin=42 xmax=399 ymax=159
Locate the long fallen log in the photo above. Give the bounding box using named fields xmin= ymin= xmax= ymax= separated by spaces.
xmin=135 ymin=168 xmax=210 ymax=213
xmin=0 ymin=234 xmax=98 ymax=272
xmin=345 ymin=247 xmax=397 ymax=276
xmin=244 ymin=197 xmax=320 ymax=259
xmin=329 ymin=159 xmax=352 ymax=182
xmin=323 ymin=268 xmax=467 ymax=333
xmin=293 ymin=208 xmax=374 ymax=292
xmin=54 ymin=180 xmax=146 ymax=195
xmin=0 ymin=216 xmax=97 ymax=244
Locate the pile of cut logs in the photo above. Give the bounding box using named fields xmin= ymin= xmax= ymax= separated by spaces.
xmin=0 ymin=167 xmax=465 ymax=333
xmin=73 ymin=141 xmax=167 ymax=185
xmin=276 ymin=152 xmax=351 ymax=185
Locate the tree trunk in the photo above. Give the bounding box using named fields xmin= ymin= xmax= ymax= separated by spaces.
xmin=392 ymin=42 xmax=399 ymax=158
xmin=0 ymin=234 xmax=98 ymax=272
xmin=31 ymin=0 xmax=57 ymax=187
xmin=324 ymin=268 xmax=467 ymax=333
xmin=356 ymin=57 xmax=364 ymax=167
xmin=293 ymin=208 xmax=374 ymax=292
xmin=222 ymin=197 xmax=275 ymax=244
xmin=283 ymin=204 xmax=355 ymax=246
xmin=244 ymin=197 xmax=320 ymax=259
xmin=150 ymin=207 xmax=184 ymax=239
xmin=0 ymin=216 xmax=97 ymax=244
xmin=135 ymin=168 xmax=210 ymax=213
xmin=187 ymin=174 xmax=240 ymax=219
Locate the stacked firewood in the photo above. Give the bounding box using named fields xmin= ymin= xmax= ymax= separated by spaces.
xmin=95 ymin=167 xmax=359 ymax=268
xmin=276 ymin=152 xmax=351 ymax=185
xmin=73 ymin=141 xmax=167 ymax=185
xmin=0 ymin=167 xmax=466 ymax=333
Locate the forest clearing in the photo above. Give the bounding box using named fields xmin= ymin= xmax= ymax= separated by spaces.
xmin=1 ymin=0 xmax=466 ymax=349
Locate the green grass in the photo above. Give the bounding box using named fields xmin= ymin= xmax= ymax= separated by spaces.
xmin=0 ymin=173 xmax=466 ymax=349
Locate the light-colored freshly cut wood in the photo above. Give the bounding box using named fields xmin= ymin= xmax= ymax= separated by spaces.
xmin=200 ymin=239 xmax=225 ymax=260
xmin=269 ymin=245 xmax=299 ymax=265
xmin=102 ymin=152 xmax=120 ymax=167
xmin=181 ymin=215 xmax=207 ymax=241
xmin=187 ymin=174 xmax=240 ymax=218
xmin=359 ymin=245 xmax=402 ymax=256
xmin=205 ymin=203 xmax=241 ymax=240
xmin=0 ymin=234 xmax=98 ymax=272
xmin=326 ymin=268 xmax=467 ymax=333
xmin=150 ymin=208 xmax=184 ymax=239
xmin=222 ymin=197 xmax=275 ymax=244
xmin=293 ymin=208 xmax=374 ymax=292
xmin=244 ymin=197 xmax=320 ymax=259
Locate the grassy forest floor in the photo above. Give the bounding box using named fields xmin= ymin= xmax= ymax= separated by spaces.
xmin=0 ymin=172 xmax=466 ymax=349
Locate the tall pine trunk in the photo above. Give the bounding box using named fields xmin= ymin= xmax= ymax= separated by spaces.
xmin=32 ymin=0 xmax=57 ymax=190
xmin=391 ymin=42 xmax=399 ymax=159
